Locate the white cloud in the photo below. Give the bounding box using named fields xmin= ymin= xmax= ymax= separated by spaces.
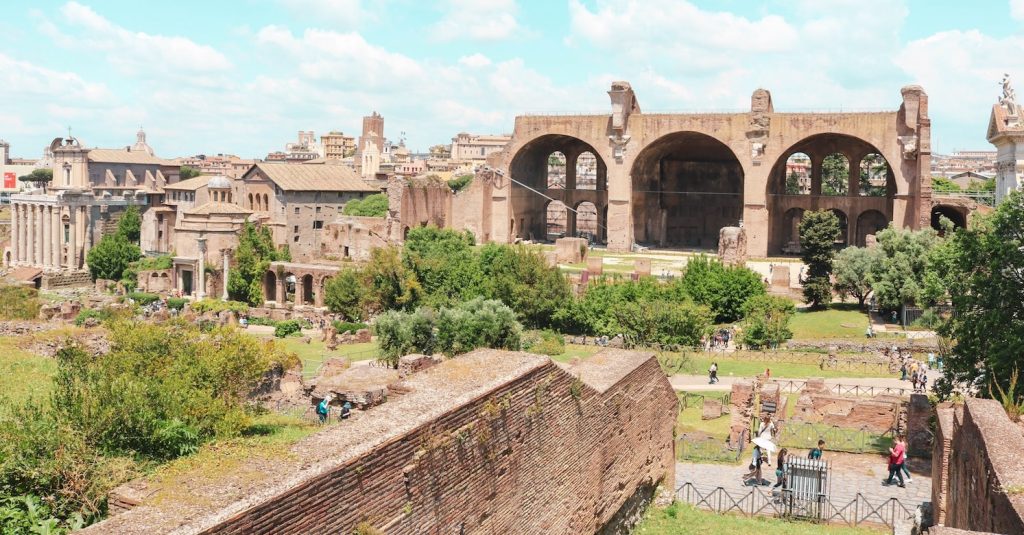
xmin=431 ymin=0 xmax=523 ymax=41
xmin=278 ymin=0 xmax=375 ymax=27
xmin=0 ymin=52 xmax=111 ymax=102
xmin=47 ymin=1 xmax=231 ymax=74
xmin=459 ymin=53 xmax=492 ymax=68
xmin=1012 ymin=0 xmax=1024 ymax=21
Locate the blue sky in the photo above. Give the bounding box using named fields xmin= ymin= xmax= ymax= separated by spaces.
xmin=1 ymin=0 xmax=1022 ymax=159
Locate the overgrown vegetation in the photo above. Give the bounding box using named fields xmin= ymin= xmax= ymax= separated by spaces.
xmin=0 ymin=321 xmax=291 ymax=531
xmin=120 ymin=253 xmax=174 ymax=292
xmin=228 ymin=222 xmax=290 ymax=306
xmin=0 ymin=285 xmax=42 ymax=320
xmin=799 ymin=210 xmax=840 ymax=308
xmin=341 ymin=193 xmax=388 ymax=217
xmin=740 ymin=295 xmax=796 ymax=349
xmin=522 ymin=330 xmax=565 ymax=356
xmin=189 ymin=299 xmax=249 ymax=315
xmin=447 ymin=173 xmax=474 ymax=192
xmin=273 ymin=319 xmax=302 ymax=338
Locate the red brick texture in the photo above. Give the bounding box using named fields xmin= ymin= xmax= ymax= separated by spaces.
xmin=83 ymin=350 xmax=677 ymax=534
xmin=944 ymin=398 xmax=1024 ymax=534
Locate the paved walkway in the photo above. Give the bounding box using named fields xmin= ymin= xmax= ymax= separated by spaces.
xmin=676 ymin=458 xmax=931 ymax=512
xmin=670 ymin=374 xmax=934 ymax=392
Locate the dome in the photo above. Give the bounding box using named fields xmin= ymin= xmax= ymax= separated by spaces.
xmin=207 ymin=175 xmax=231 ymax=189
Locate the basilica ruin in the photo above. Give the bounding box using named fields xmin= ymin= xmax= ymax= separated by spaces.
xmin=485 ymin=83 xmax=933 ymax=256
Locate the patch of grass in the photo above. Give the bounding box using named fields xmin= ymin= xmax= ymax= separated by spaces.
xmin=0 ymin=337 xmax=56 ymax=402
xmin=635 ymin=503 xmax=884 ymax=534
xmin=548 ymin=344 xmax=601 ymax=363
xmin=675 ymin=391 xmax=731 ymax=439
xmin=682 ymin=355 xmax=890 ymax=379
xmin=789 ymin=303 xmax=870 ymax=340
xmin=247 ymin=331 xmax=379 ymax=378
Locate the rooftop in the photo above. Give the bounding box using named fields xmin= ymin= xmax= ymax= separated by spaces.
xmin=163 ymin=175 xmax=211 ymax=191
xmin=88 ymin=148 xmax=167 ymax=166
xmin=182 ymin=202 xmax=252 ymax=216
xmin=249 ymin=162 xmax=378 ymax=193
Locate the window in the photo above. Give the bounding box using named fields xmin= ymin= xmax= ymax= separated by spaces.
xmin=294 ymin=207 xmax=300 ymax=215
xmin=315 ymin=206 xmax=321 ymax=214
xmin=293 ymin=225 xmax=299 ymax=233
xmin=293 ymin=235 xmax=299 ymax=242
xmin=158 ymin=230 xmax=163 ymax=239
xmin=313 ymin=220 xmax=323 ymax=229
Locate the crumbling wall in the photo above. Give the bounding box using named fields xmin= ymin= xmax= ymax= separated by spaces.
xmin=944 ymin=398 xmax=1024 ymax=534
xmin=729 ymin=380 xmax=755 ymax=444
xmin=791 ymin=393 xmax=899 ymax=433
xmin=931 ymin=403 xmax=957 ymax=527
xmin=83 ymin=350 xmax=676 ymax=535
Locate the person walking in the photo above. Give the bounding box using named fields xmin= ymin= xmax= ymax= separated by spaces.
xmin=316 ymin=395 xmax=332 ymax=425
xmin=773 ymin=448 xmax=789 ymax=490
xmin=808 ymin=439 xmax=825 ymax=460
xmin=900 ymin=436 xmax=913 ymax=483
xmin=900 ymin=362 xmax=907 ymax=381
xmin=708 ymin=362 xmax=719 ymax=384
xmin=885 ymin=434 xmax=907 ymax=487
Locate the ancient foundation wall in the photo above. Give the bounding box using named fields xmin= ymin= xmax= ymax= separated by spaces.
xmin=931 ymin=404 xmax=957 ymax=527
xmin=83 ymin=350 xmax=676 ymax=535
xmin=944 ymin=398 xmax=1024 ymax=534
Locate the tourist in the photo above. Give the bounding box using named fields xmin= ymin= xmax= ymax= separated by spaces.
xmin=316 ymin=395 xmax=331 ymax=424
xmin=764 ymin=368 xmax=772 ymax=381
xmin=757 ymin=414 xmax=776 ymax=443
xmin=884 ymin=434 xmax=907 ymax=487
xmin=866 ymin=323 xmax=874 ymax=338
xmin=773 ymin=448 xmax=789 ymax=490
xmin=900 ymin=436 xmax=913 ymax=483
xmin=808 ymin=439 xmax=825 ymax=460
xmin=708 ymin=362 xmax=718 ymax=384
xmin=745 ymin=444 xmax=762 ymax=482
xmin=911 ymin=369 xmax=919 ymax=390
xmin=900 ymin=362 xmax=907 ymax=381
xmin=920 ymin=370 xmax=928 ymax=393
xmin=340 ymin=401 xmax=352 ymax=420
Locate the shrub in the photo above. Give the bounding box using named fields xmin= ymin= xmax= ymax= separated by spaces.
xmin=523 ymin=330 xmax=565 ymax=356
xmin=74 ymin=308 xmax=112 ymax=326
xmin=374 ymin=308 xmax=436 ymax=367
xmin=323 ymin=269 xmax=366 ymax=321
xmin=342 ymin=193 xmax=388 ymax=217
xmin=126 ymin=291 xmax=159 ymax=306
xmin=675 ymin=255 xmax=765 ymax=323
xmin=0 ymin=285 xmax=41 ymax=320
xmin=246 ymin=316 xmax=276 ymax=327
xmin=613 ymin=299 xmax=713 ymax=349
xmin=332 ymin=321 xmax=368 ymax=334
xmin=86 ymin=234 xmax=141 ymax=282
xmin=434 ymin=298 xmax=522 ymax=357
xmin=166 ymin=297 xmax=188 ymax=311
xmin=447 ymin=174 xmax=473 ymax=192
xmin=189 ymin=299 xmax=249 ymax=315
xmin=740 ymin=294 xmax=796 ymax=349
xmin=273 ymin=319 xmax=302 ymax=338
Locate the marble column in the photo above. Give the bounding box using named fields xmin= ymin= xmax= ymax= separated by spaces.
xmin=221 ymin=250 xmax=231 ymax=300
xmin=18 ymin=204 xmax=27 ymax=264
xmin=10 ymin=203 xmax=19 ymax=265
xmin=36 ymin=204 xmax=44 ymax=266
xmin=196 ymin=238 xmax=207 ymax=299
xmin=68 ymin=207 xmax=78 ymax=270
xmin=41 ymin=206 xmax=50 ymax=268
xmin=26 ymin=205 xmax=36 ymax=266
xmin=50 ymin=207 xmax=60 ymax=270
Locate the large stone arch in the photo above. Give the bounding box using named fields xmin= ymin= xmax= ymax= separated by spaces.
xmin=508 ymin=134 xmax=608 ymax=241
xmin=766 ymin=133 xmax=895 ymax=253
xmin=931 ymin=204 xmax=967 ymax=234
xmin=856 ymin=209 xmax=889 ymax=246
xmin=264 ymin=270 xmax=277 ymax=303
xmin=630 ymin=131 xmax=743 ymax=249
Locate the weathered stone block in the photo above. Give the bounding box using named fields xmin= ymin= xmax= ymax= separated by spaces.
xmin=587 ymin=255 xmax=604 ymax=275
xmin=634 ymin=257 xmax=651 ymax=277
xmin=555 ymin=237 xmax=588 ymax=264
xmin=398 ymin=353 xmax=439 ymax=378
xmin=702 ymin=398 xmax=723 ymax=420
xmin=718 ymin=226 xmax=747 ymax=266
xmin=770 ymin=264 xmax=790 ymax=289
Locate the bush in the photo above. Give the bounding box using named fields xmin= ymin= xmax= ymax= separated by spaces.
xmin=246 ymin=316 xmax=276 ymax=327
xmin=522 ymin=330 xmax=565 ymax=356
xmin=323 ymin=269 xmax=366 ymax=321
xmin=434 ymin=298 xmax=522 ymax=357
xmin=86 ymin=234 xmax=141 ymax=282
xmin=126 ymin=291 xmax=159 ymax=306
xmin=74 ymin=308 xmax=112 ymax=326
xmin=273 ymin=319 xmax=302 ymax=338
xmin=189 ymin=299 xmax=249 ymax=315
xmin=166 ymin=297 xmax=187 ymax=311
xmin=740 ymin=294 xmax=796 ymax=349
xmin=341 ymin=193 xmax=388 ymax=217
xmin=374 ymin=308 xmax=436 ymax=367
xmin=675 ymin=255 xmax=765 ymax=323
xmin=0 ymin=285 xmax=41 ymax=320
xmin=332 ymin=321 xmax=368 ymax=334
xmin=613 ymin=299 xmax=713 ymax=349
xmin=447 ymin=174 xmax=473 ymax=192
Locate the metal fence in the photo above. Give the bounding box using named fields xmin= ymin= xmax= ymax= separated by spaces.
xmin=768 ymin=379 xmax=910 ymax=397
xmin=678 ymin=392 xmax=731 ymax=411
xmin=676 ymin=430 xmax=746 ymax=463
xmin=674 ymin=481 xmax=917 ymax=529
xmin=774 ymin=421 xmax=895 ymax=454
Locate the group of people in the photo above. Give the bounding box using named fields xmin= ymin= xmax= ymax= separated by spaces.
xmin=884 ymin=434 xmax=912 ymax=487
xmin=703 ymin=329 xmax=734 ymax=352
xmin=316 ymin=394 xmax=353 ymax=424
xmin=899 ymin=358 xmax=931 ymax=393
xmin=744 ymin=413 xmax=829 ymax=492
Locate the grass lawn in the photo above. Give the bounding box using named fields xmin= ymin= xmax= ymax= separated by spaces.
xmin=247 ymin=332 xmax=379 ymax=379
xmin=548 ymin=343 xmax=602 ymax=363
xmin=790 ymin=303 xmax=871 ymax=339
xmin=676 ymin=391 xmax=731 ymax=439
xmin=635 ymin=503 xmax=884 ymax=534
xmin=0 ymin=337 xmax=56 ymax=402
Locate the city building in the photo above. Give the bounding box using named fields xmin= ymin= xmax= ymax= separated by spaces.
xmin=931 ymin=150 xmax=997 ymax=178
xmin=987 ymin=75 xmax=1024 ymax=204
xmin=0 ymin=141 xmax=43 ymax=204
xmin=450 ymin=132 xmax=512 ymax=162
xmin=173 ymin=154 xmax=255 ymax=179
xmin=239 ymin=161 xmax=380 ymax=261
xmin=266 ymin=131 xmax=323 ymax=163
xmin=321 ymin=131 xmax=355 ymax=160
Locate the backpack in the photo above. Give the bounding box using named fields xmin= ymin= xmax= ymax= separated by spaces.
xmin=316 ymin=400 xmax=329 ymax=416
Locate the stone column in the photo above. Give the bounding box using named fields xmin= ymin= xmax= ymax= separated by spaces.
xmin=41 ymin=205 xmax=50 ymax=268
xmin=26 ymin=205 xmax=36 ymax=266
xmin=277 ymin=274 xmax=286 ymax=305
xmin=196 ymin=238 xmax=207 ymax=299
xmin=314 ymin=277 xmax=324 ymax=308
xmin=51 ymin=207 xmax=60 ymax=269
xmin=36 ymin=204 xmax=45 ymax=266
xmin=10 ymin=203 xmax=19 ymax=264
xmin=810 ymin=156 xmax=823 ymax=196
xmin=221 ymin=249 xmax=230 ymax=300
xmin=848 ymin=156 xmax=861 ymax=197
xmin=68 ymin=206 xmax=78 ymax=270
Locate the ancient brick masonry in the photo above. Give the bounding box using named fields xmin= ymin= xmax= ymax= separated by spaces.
xmin=942 ymin=398 xmax=1024 ymax=534
xmin=81 ymin=349 xmax=677 ymax=534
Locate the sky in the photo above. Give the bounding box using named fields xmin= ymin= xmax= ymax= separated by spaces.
xmin=1 ymin=0 xmax=1023 ymax=159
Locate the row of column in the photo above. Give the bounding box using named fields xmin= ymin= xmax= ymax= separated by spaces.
xmin=9 ymin=203 xmax=83 ymax=270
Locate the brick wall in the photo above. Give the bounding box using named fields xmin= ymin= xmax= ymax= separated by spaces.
xmin=944 ymin=398 xmax=1024 ymax=534
xmin=931 ymin=403 xmax=956 ymax=526
xmin=82 ymin=349 xmax=676 ymax=534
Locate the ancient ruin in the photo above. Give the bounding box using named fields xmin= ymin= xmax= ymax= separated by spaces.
xmin=81 ymin=349 xmax=678 ymax=534
xmin=487 ymin=82 xmax=932 ymax=256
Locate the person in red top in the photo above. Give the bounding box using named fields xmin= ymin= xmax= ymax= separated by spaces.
xmin=884 ymin=433 xmax=907 ymax=487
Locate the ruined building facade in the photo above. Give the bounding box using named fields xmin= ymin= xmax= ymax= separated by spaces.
xmin=486 ymin=82 xmax=932 ymax=256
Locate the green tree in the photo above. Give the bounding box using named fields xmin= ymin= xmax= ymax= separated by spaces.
xmin=363 ymin=246 xmax=421 ymax=313
xmin=323 ymin=269 xmax=366 ymax=321
xmin=477 ymin=244 xmax=571 ymax=328
xmin=116 ymin=206 xmax=142 ymax=243
xmin=374 ymin=308 xmax=435 ymax=366
xmin=17 ymin=168 xmax=53 ymax=190
xmin=612 ymin=299 xmax=712 ymax=349
xmin=868 ymin=226 xmax=942 ymax=311
xmin=86 ymin=234 xmax=141 ymax=281
xmin=402 ymin=227 xmax=482 ymax=308
xmin=180 ymin=166 xmax=202 ymax=179
xmin=932 ymin=176 xmax=961 ymax=193
xmin=799 ymin=210 xmax=840 ymax=308
xmin=833 ymin=246 xmax=878 ymax=307
xmin=676 ymin=256 xmax=765 ymax=323
xmin=342 ymin=193 xmax=388 ymax=217
xmin=740 ymin=294 xmax=796 ymax=349
xmin=784 ymin=170 xmax=803 ymax=195
xmin=447 ymin=174 xmax=474 ymax=192
xmin=938 ymin=190 xmax=1024 ymax=399
xmin=821 ymin=154 xmax=849 ymax=196
xmin=228 ymin=222 xmax=285 ymax=305
xmin=434 ymin=298 xmax=523 ymax=357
